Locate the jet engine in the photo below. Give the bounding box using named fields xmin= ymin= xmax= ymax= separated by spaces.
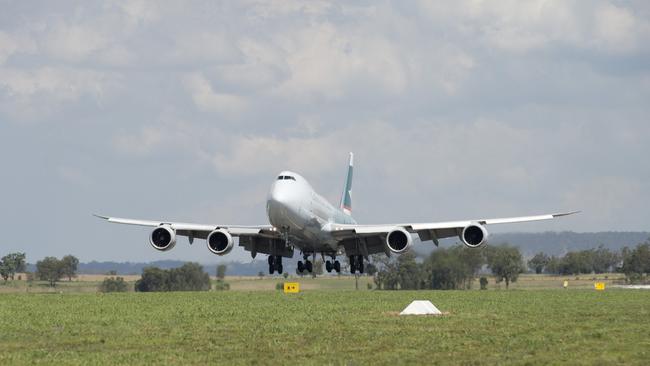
xmin=207 ymin=229 xmax=234 ymax=255
xmin=385 ymin=228 xmax=413 ymax=254
xmin=460 ymin=223 xmax=489 ymax=248
xmin=149 ymin=226 xmax=176 ymax=251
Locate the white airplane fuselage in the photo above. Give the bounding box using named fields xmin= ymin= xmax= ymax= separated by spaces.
xmin=266 ymin=171 xmax=356 ymax=252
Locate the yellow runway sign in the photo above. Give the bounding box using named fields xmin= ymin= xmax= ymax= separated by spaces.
xmin=284 ymin=282 xmax=300 ymax=293
xmin=594 ymin=282 xmax=606 ymax=291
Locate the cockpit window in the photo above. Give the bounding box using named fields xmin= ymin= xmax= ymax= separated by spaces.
xmin=277 ymin=175 xmax=296 ymax=181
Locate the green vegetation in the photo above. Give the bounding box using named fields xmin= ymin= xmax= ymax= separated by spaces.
xmin=34 ymin=255 xmax=79 ymax=287
xmin=135 ymin=263 xmax=211 ymax=292
xmin=98 ymin=277 xmax=129 ymax=293
xmin=0 ymin=252 xmax=26 ymax=281
xmin=1 ymin=289 xmax=649 ymax=365
xmin=486 ymin=245 xmax=525 ymax=289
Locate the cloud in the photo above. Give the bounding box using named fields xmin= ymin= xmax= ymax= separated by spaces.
xmin=0 ymin=67 xmax=121 ymax=120
xmin=182 ymin=73 xmax=247 ymax=114
xmin=0 ymin=31 xmax=37 ymax=65
xmin=1 ymin=1 xmax=649 ymax=262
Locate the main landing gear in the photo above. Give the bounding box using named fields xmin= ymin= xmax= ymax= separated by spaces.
xmin=325 ymin=258 xmax=341 ymax=273
xmin=268 ymin=255 xmax=283 ymax=274
xmin=349 ymin=255 xmax=364 ymax=274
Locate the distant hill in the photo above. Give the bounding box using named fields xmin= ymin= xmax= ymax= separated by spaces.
xmin=26 ymin=231 xmax=649 ymax=276
xmin=415 ymin=231 xmax=650 ymax=258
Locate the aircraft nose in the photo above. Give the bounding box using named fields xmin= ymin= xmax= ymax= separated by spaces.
xmin=269 ymin=183 xmax=289 ymax=204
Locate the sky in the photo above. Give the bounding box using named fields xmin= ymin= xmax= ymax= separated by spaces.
xmin=1 ymin=0 xmax=649 ymax=263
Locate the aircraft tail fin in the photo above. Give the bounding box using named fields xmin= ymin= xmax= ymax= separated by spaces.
xmin=340 ymin=152 xmax=354 ymax=215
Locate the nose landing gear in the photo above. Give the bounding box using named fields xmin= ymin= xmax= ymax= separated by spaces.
xmin=297 ymin=254 xmax=314 ymax=274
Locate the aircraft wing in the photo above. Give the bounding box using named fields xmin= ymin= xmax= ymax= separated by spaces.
xmin=94 ymin=214 xmax=277 ymax=238
xmin=94 ymin=214 xmax=291 ymax=257
xmin=328 ymin=211 xmax=579 ymax=255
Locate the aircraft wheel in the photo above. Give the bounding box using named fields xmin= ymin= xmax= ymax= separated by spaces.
xmin=268 ymin=264 xmax=274 ymax=275
xmin=297 ymin=261 xmax=304 ymax=273
xmin=334 ymin=261 xmax=341 ymax=273
xmin=325 ymin=260 xmax=332 ymax=272
xmin=277 ymin=264 xmax=283 ymax=274
xmin=305 ymin=260 xmax=313 ymax=273
xmin=268 ymin=256 xmax=274 ymax=265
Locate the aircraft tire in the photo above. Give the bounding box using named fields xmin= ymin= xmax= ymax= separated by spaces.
xmin=334 ymin=261 xmax=341 ymax=273
xmin=306 ymin=260 xmax=313 ymax=273
xmin=325 ymin=261 xmax=332 ymax=272
xmin=277 ymin=264 xmax=283 ymax=274
xmin=268 ymin=264 xmax=274 ymax=275
xmin=297 ymin=261 xmax=304 ymax=273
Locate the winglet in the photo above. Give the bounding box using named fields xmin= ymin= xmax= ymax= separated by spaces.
xmin=552 ymin=211 xmax=581 ymax=218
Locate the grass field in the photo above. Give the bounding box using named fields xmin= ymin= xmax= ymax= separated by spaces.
xmin=1 ymin=288 xmax=649 ymax=365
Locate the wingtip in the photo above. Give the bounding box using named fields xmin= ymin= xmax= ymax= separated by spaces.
xmin=553 ymin=211 xmax=581 ymax=218
xmin=93 ymin=214 xmax=109 ymax=220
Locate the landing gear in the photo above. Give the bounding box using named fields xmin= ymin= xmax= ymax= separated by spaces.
xmin=325 ymin=259 xmax=341 ymax=273
xmin=297 ymin=254 xmax=317 ymax=274
xmin=349 ymin=255 xmax=364 ymax=274
xmin=268 ymin=255 xmax=283 ymax=274
xmin=298 ymin=260 xmax=313 ymax=273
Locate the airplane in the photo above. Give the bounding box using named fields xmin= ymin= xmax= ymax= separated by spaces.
xmin=96 ymin=153 xmax=578 ymax=275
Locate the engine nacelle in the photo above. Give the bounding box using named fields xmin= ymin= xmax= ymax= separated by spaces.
xmin=461 ymin=223 xmax=489 ymax=248
xmin=149 ymin=226 xmax=176 ymax=251
xmin=207 ymin=229 xmax=234 ymax=255
xmin=385 ymin=228 xmax=413 ymax=254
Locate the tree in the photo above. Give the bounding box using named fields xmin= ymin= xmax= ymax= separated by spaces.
xmin=396 ymin=251 xmax=421 ymax=289
xmin=558 ymin=251 xmax=593 ymax=275
xmin=480 ymin=277 xmax=488 ymax=290
xmin=365 ymin=262 xmax=378 ymax=276
xmin=216 ymin=264 xmax=227 ymax=280
xmin=545 ymin=256 xmax=561 ymax=274
xmin=592 ymin=245 xmax=620 ymax=274
xmin=621 ymin=241 xmax=650 ymax=283
xmin=135 ymin=267 xmax=169 ymax=292
xmin=486 ymin=245 xmax=525 ymax=289
xmin=36 ymin=257 xmax=64 ymax=287
xmin=528 ymin=252 xmax=550 ymax=274
xmin=61 ymin=255 xmax=79 ymax=281
xmin=0 ymin=252 xmax=26 ymax=281
xmin=135 ymin=263 xmax=211 ymax=292
xmin=422 ymin=246 xmax=483 ymax=290
xmin=99 ymin=277 xmax=129 ymax=292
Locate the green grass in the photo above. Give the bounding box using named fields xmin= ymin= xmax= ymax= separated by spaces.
xmin=1 ymin=289 xmax=649 ymax=365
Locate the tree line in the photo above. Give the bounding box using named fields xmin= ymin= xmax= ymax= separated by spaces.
xmin=373 ymin=244 xmax=524 ymax=290
xmin=372 ymin=238 xmax=650 ymax=290
xmin=0 ymin=253 xmax=79 ymax=287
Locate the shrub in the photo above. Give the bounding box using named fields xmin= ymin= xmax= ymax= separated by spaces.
xmin=214 ymin=280 xmax=230 ymax=291
xmin=276 ymin=282 xmax=284 ymax=290
xmin=99 ymin=277 xmax=129 ymax=293
xmin=480 ymin=277 xmax=488 ymax=290
xmin=135 ymin=263 xmax=211 ymax=292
